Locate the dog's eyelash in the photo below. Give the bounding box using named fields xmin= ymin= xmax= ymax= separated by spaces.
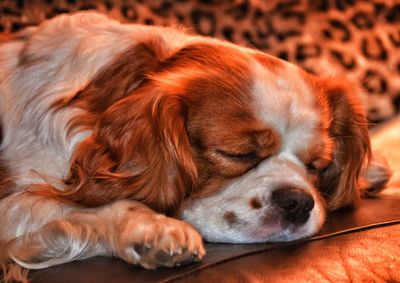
xmin=216 ymin=149 xmax=258 ymax=162
xmin=305 ymin=161 xmax=331 ymax=173
xmin=305 ymin=163 xmax=318 ymax=172
xmin=305 ymin=163 xmax=329 ymax=174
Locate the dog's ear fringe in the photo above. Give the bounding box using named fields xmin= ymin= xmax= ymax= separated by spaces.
xmin=320 ymin=80 xmax=371 ymax=211
xmin=30 ymin=88 xmax=198 ymax=214
xmin=29 ymin=39 xmax=198 ymax=213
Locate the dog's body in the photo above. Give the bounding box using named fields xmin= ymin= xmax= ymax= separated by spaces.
xmin=0 ymin=12 xmax=391 ymax=280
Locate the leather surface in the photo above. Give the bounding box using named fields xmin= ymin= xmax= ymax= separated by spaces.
xmin=29 ymin=194 xmax=400 ymax=283
xmin=174 ymin=224 xmax=400 ymax=283
xmin=27 ymin=116 xmax=400 ymax=282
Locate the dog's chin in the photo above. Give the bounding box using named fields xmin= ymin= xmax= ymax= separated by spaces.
xmin=189 ymin=219 xmax=324 ymax=244
xmin=179 ymin=199 xmax=326 ymax=244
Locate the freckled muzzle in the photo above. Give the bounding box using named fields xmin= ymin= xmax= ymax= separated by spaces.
xmin=179 ymin=156 xmax=326 ymax=244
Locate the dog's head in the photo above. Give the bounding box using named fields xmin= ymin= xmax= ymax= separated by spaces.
xmin=67 ymin=38 xmax=370 ymax=243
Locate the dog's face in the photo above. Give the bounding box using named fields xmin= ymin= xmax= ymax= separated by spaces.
xmin=176 ymin=45 xmax=329 ymax=243
xmin=166 ymin=44 xmax=369 ymax=243
xmin=162 ymin=43 xmax=369 ymax=243
xmin=68 ymin=39 xmax=369 ymax=244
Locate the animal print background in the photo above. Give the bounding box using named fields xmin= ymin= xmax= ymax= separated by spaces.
xmin=1 ymin=0 xmax=400 ymax=124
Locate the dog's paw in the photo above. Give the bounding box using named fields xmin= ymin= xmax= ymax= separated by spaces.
xmin=116 ymin=214 xmax=205 ymax=269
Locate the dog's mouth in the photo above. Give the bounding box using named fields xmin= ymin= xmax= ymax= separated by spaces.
xmin=179 ymin=197 xmax=326 ymax=244
xmin=244 ymin=214 xmax=287 ymax=241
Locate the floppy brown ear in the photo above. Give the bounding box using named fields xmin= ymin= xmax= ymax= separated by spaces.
xmin=46 ymin=40 xmax=198 ymax=213
xmin=319 ymin=82 xmax=371 ymax=211
xmin=64 ymin=86 xmax=197 ymax=213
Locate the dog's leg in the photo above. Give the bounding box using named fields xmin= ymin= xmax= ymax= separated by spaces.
xmin=0 ymin=193 xmax=205 ymax=272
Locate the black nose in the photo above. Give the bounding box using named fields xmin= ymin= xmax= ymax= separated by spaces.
xmin=272 ymin=186 xmax=315 ymax=224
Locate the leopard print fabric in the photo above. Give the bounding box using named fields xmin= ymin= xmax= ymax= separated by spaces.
xmin=1 ymin=0 xmax=399 ymax=123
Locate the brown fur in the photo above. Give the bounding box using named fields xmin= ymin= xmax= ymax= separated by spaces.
xmin=252 ymin=52 xmax=285 ymax=73
xmin=34 ymin=40 xmax=371 ymax=214
xmin=320 ymin=81 xmax=371 ymax=210
xmin=0 ymin=13 xmax=392 ymax=283
xmin=42 ymin=42 xmax=280 ymax=213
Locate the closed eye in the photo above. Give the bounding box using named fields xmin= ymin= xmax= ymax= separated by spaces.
xmin=216 ymin=149 xmax=258 ymax=162
xmin=305 ymin=163 xmax=318 ymax=173
xmin=305 ymin=162 xmax=329 ymax=174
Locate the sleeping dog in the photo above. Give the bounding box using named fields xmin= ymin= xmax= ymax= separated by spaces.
xmin=0 ymin=12 xmax=391 ymax=279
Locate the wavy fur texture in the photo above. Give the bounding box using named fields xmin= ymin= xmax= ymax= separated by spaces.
xmin=0 ymin=12 xmax=391 ymax=282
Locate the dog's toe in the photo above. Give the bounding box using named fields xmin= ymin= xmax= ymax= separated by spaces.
xmin=118 ymin=215 xmax=205 ymax=269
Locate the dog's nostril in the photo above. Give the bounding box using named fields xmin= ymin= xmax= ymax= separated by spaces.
xmin=283 ymin=199 xmax=299 ymax=212
xmin=303 ymin=197 xmax=315 ymax=212
xmin=249 ymin=197 xmax=263 ymax=209
xmin=272 ymin=186 xmax=315 ymax=224
xmin=272 ymin=187 xmax=314 ymax=212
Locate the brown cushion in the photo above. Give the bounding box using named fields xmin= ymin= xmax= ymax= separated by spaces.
xmin=30 ymin=194 xmax=400 ymax=282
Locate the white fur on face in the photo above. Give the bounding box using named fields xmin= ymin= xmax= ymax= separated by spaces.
xmin=180 ymin=155 xmax=326 ymax=243
xmin=179 ymin=60 xmax=326 ymax=243
xmin=251 ymin=58 xmax=320 ymax=149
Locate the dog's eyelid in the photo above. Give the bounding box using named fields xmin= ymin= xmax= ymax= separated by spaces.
xmin=304 ymin=159 xmax=323 ymax=172
xmin=216 ymin=149 xmax=258 ymax=161
xmin=305 ymin=159 xmax=329 ymax=173
xmin=305 ymin=162 xmax=318 ymax=172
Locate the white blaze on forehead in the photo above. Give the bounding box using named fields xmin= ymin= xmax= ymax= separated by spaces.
xmin=180 ymin=55 xmax=327 ymax=243
xmin=251 ymin=59 xmax=320 ymax=154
